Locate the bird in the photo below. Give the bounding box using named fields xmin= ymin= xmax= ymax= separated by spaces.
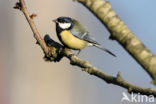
xmin=53 ymin=16 xmax=116 ymax=57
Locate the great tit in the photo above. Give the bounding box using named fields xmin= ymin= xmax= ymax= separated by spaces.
xmin=53 ymin=16 xmax=116 ymax=57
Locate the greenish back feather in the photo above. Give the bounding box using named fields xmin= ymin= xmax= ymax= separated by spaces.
xmin=71 ymin=19 xmax=99 ymax=45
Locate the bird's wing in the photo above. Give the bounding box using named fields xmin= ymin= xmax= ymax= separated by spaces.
xmin=70 ymin=20 xmax=99 ymax=45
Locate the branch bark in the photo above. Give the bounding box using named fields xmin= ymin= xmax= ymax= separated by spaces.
xmin=45 ymin=35 xmax=156 ymax=97
xmin=14 ymin=0 xmax=156 ymax=97
xmin=75 ymin=0 xmax=156 ymax=84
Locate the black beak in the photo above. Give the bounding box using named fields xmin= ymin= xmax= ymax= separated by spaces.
xmin=52 ymin=19 xmax=58 ymax=23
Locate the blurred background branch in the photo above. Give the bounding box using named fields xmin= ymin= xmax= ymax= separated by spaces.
xmin=75 ymin=0 xmax=156 ymax=84
xmin=13 ymin=0 xmax=156 ymax=97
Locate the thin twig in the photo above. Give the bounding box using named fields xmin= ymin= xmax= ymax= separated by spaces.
xmin=18 ymin=0 xmax=49 ymax=55
xmin=14 ymin=0 xmax=156 ymax=97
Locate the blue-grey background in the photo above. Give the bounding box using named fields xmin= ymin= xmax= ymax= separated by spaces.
xmin=0 ymin=0 xmax=156 ymax=104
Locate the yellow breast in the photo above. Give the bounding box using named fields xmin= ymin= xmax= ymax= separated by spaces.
xmin=60 ymin=30 xmax=88 ymax=50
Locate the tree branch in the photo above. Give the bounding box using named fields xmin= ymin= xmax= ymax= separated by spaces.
xmin=74 ymin=0 xmax=156 ymax=84
xmin=14 ymin=0 xmax=156 ymax=97
xmin=44 ymin=35 xmax=156 ymax=97
xmin=14 ymin=1 xmax=49 ymax=55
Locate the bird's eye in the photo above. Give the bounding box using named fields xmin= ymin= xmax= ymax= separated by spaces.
xmin=58 ymin=19 xmax=65 ymax=23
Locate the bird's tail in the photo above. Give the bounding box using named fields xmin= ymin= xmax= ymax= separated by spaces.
xmin=93 ymin=44 xmax=116 ymax=57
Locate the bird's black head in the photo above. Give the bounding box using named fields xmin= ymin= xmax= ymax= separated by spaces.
xmin=53 ymin=16 xmax=74 ymax=30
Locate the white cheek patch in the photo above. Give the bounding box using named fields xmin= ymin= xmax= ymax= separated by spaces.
xmin=59 ymin=23 xmax=71 ymax=29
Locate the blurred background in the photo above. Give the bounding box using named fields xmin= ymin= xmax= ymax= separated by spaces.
xmin=0 ymin=0 xmax=156 ymax=104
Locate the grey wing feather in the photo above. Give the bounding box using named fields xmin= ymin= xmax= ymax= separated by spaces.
xmin=71 ymin=20 xmax=116 ymax=57
xmin=71 ymin=20 xmax=99 ymax=45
